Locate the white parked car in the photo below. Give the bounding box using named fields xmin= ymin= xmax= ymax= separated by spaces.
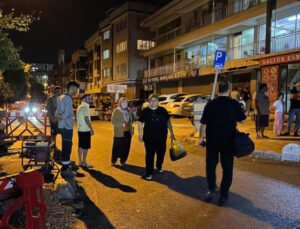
xmin=166 ymin=94 xmax=205 ymax=116
xmin=158 ymin=93 xmax=187 ymax=109
xmin=89 ymin=105 xmax=99 ymax=120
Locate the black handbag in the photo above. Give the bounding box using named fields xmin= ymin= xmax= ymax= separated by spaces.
xmin=234 ymin=131 xmax=255 ymax=158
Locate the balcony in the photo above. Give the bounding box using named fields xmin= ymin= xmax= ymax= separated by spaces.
xmin=156 ymin=0 xmax=265 ymax=46
xmin=145 ymin=32 xmax=300 ymax=78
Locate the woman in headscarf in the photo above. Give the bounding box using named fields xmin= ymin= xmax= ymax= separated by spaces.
xmin=111 ymin=98 xmax=134 ymax=166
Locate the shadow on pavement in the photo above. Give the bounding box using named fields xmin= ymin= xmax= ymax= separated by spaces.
xmin=116 ymin=164 xmax=300 ymax=228
xmin=76 ymin=184 xmax=115 ymax=229
xmin=115 ymin=164 xmax=207 ymax=200
xmin=83 ymin=168 xmax=136 ymax=193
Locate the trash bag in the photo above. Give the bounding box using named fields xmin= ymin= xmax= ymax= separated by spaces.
xmin=234 ymin=131 xmax=255 ymax=158
xmin=169 ymin=139 xmax=187 ymax=161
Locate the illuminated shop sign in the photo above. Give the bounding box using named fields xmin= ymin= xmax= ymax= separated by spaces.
xmin=259 ymin=52 xmax=300 ymax=66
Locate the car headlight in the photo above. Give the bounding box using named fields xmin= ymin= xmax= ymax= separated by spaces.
xmin=32 ymin=107 xmax=37 ymax=113
xmin=25 ymin=107 xmax=30 ymax=113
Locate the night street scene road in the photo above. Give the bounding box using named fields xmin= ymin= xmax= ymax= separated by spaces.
xmin=0 ymin=0 xmax=300 ymax=229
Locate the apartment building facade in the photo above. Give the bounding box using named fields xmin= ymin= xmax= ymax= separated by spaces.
xmin=68 ymin=49 xmax=87 ymax=103
xmin=140 ymin=0 xmax=300 ymax=105
xmin=99 ymin=2 xmax=157 ymax=99
xmin=84 ymin=31 xmax=102 ymax=104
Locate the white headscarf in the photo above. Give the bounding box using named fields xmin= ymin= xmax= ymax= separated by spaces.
xmin=118 ymin=98 xmax=129 ymax=122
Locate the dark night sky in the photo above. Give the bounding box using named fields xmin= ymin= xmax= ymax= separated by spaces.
xmin=1 ymin=0 xmax=168 ymax=65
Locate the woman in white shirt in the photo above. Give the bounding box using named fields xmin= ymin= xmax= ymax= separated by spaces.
xmin=273 ymin=93 xmax=284 ymax=136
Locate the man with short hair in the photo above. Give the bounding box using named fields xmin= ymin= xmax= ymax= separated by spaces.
xmin=255 ymin=83 xmax=270 ymax=139
xmin=76 ymin=94 xmax=94 ymax=168
xmin=46 ymin=86 xmax=61 ymax=151
xmin=283 ymin=82 xmax=300 ymax=136
xmin=138 ymin=94 xmax=175 ymax=181
xmin=199 ymin=81 xmax=246 ymax=205
xmin=56 ymin=81 xmax=79 ymax=177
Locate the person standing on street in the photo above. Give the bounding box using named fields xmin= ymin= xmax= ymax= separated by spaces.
xmin=138 ymin=94 xmax=175 ymax=181
xmin=56 ymin=81 xmax=79 ymax=177
xmin=199 ymin=81 xmax=246 ymax=205
xmin=255 ymin=83 xmax=270 ymax=139
xmin=273 ymin=93 xmax=284 ymax=136
xmin=77 ymin=94 xmax=94 ymax=168
xmin=231 ymin=87 xmax=240 ymax=101
xmin=46 ymin=86 xmax=61 ymax=153
xmin=242 ymin=88 xmax=251 ymax=116
xmin=283 ymin=82 xmax=300 ymax=136
xmin=111 ymin=98 xmax=134 ymax=166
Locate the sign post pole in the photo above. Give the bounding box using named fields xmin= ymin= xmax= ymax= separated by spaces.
xmin=211 ymin=68 xmax=219 ymax=100
xmin=212 ymin=50 xmax=227 ymax=99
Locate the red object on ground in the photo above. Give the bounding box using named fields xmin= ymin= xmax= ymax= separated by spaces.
xmin=0 ymin=170 xmax=47 ymax=229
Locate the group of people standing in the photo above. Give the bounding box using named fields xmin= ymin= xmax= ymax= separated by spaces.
xmin=47 ymin=81 xmax=94 ymax=177
xmin=46 ymin=79 xmax=299 ymax=206
xmin=254 ymin=81 xmax=300 ymax=138
xmin=47 ymin=82 xmax=175 ymax=181
xmin=111 ymin=94 xmax=175 ymax=181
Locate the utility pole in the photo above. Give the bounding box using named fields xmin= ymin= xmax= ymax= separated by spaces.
xmin=265 ymin=0 xmax=277 ymax=54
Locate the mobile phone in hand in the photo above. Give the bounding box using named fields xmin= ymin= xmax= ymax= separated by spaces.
xmin=199 ymin=140 xmax=206 ymax=148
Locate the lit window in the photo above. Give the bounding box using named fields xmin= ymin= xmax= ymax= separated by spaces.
xmin=137 ymin=40 xmax=156 ymax=50
xmin=103 ymin=68 xmax=110 ymax=77
xmin=103 ymin=50 xmax=110 ymax=59
xmin=104 ymin=30 xmax=110 ymax=40
xmin=116 ymin=40 xmax=127 ymax=53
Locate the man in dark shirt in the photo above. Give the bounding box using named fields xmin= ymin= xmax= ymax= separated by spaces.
xmin=46 ymin=86 xmax=61 ymax=151
xmin=139 ymin=94 xmax=175 ymax=181
xmin=283 ymin=82 xmax=300 ymax=136
xmin=199 ymin=81 xmax=246 ymax=205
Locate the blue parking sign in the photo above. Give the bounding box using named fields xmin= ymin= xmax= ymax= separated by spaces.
xmin=213 ymin=50 xmax=227 ymax=69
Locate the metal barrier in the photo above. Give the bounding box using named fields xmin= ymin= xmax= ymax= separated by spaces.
xmin=5 ymin=111 xmax=50 ymax=141
xmin=0 ymin=170 xmax=47 ymax=229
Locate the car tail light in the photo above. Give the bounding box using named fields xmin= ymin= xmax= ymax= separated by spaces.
xmin=160 ymin=102 xmax=168 ymax=105
xmin=173 ymin=104 xmax=180 ymax=108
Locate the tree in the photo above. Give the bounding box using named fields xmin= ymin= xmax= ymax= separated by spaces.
xmin=0 ymin=79 xmax=13 ymax=108
xmin=0 ymin=32 xmax=23 ymax=71
xmin=0 ymin=4 xmax=39 ymax=72
xmin=2 ymin=69 xmax=28 ymax=102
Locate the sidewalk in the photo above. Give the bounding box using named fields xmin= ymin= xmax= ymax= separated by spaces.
xmin=171 ymin=117 xmax=300 ymax=161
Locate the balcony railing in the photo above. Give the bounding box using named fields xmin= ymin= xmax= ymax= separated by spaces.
xmin=157 ymin=0 xmax=265 ymax=45
xmin=145 ymin=32 xmax=300 ymax=78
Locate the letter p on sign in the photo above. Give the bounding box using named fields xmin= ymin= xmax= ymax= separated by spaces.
xmin=213 ymin=50 xmax=227 ymax=69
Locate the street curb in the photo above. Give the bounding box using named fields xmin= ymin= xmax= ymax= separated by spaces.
xmin=183 ymin=137 xmax=300 ymax=163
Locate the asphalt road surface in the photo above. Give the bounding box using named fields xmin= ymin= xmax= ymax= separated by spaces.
xmin=2 ymin=118 xmax=300 ymax=229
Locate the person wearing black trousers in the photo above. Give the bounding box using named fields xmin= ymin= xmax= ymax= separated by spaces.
xmin=138 ymin=94 xmax=175 ymax=181
xmin=111 ymin=98 xmax=134 ymax=166
xmin=199 ymin=81 xmax=246 ymax=205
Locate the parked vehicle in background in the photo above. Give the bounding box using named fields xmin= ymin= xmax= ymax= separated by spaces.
xmin=166 ymin=94 xmax=207 ymax=116
xmin=182 ymin=95 xmax=211 ymax=118
xmin=128 ymin=99 xmax=145 ymax=120
xmin=73 ymin=104 xmax=100 ymax=120
xmin=89 ymin=105 xmax=100 ymax=120
xmin=158 ymin=93 xmax=187 ymax=109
